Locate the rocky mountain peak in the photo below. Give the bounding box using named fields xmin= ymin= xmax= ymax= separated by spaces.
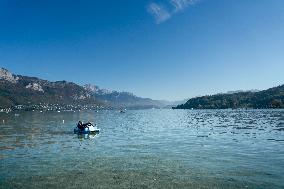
xmin=25 ymin=83 xmax=44 ymax=92
xmin=84 ymin=84 xmax=99 ymax=93
xmin=84 ymin=84 xmax=114 ymax=95
xmin=0 ymin=68 xmax=19 ymax=83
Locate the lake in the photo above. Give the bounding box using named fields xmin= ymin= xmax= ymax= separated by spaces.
xmin=0 ymin=109 xmax=284 ymax=189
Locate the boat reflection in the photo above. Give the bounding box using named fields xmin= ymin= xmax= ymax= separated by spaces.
xmin=76 ymin=133 xmax=99 ymax=139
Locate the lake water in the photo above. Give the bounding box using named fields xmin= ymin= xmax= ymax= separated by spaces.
xmin=0 ymin=109 xmax=284 ymax=189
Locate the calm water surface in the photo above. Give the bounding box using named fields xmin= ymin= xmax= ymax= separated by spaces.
xmin=0 ymin=109 xmax=284 ymax=189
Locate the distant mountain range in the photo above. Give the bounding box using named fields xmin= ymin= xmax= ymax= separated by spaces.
xmin=84 ymin=84 xmax=164 ymax=109
xmin=0 ymin=68 xmax=166 ymax=111
xmin=2 ymin=67 xmax=281 ymax=111
xmin=174 ymin=85 xmax=284 ymax=109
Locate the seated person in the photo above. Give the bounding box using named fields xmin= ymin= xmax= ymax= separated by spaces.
xmin=77 ymin=121 xmax=93 ymax=130
xmin=77 ymin=121 xmax=86 ymax=130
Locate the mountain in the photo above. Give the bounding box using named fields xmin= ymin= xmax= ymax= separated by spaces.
xmin=0 ymin=68 xmax=99 ymax=111
xmin=0 ymin=68 xmax=165 ymax=111
xmin=84 ymin=84 xmax=164 ymax=109
xmin=173 ymin=85 xmax=284 ymax=109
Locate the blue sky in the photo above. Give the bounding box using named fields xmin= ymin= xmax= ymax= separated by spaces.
xmin=0 ymin=0 xmax=283 ymax=100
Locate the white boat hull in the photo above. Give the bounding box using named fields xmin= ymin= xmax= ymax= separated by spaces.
xmin=74 ymin=125 xmax=100 ymax=134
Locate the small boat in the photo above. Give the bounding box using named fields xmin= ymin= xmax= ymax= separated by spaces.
xmin=74 ymin=124 xmax=100 ymax=134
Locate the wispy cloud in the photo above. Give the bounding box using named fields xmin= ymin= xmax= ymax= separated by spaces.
xmin=147 ymin=0 xmax=200 ymax=24
xmin=170 ymin=0 xmax=197 ymax=11
xmin=147 ymin=3 xmax=171 ymax=24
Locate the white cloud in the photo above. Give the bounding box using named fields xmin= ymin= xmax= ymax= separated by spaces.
xmin=147 ymin=3 xmax=171 ymax=24
xmin=147 ymin=0 xmax=200 ymax=24
xmin=170 ymin=0 xmax=197 ymax=11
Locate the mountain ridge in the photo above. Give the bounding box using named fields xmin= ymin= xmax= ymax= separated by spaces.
xmin=84 ymin=84 xmax=165 ymax=109
xmin=0 ymin=68 xmax=166 ymax=111
xmin=173 ymin=85 xmax=284 ymax=109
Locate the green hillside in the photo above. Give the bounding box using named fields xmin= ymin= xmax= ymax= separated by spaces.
xmin=174 ymin=85 xmax=284 ymax=109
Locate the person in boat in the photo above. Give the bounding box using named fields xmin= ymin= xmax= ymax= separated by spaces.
xmin=77 ymin=121 xmax=93 ymax=130
xmin=77 ymin=121 xmax=84 ymax=130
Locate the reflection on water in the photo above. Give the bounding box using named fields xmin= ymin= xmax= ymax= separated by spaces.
xmin=76 ymin=133 xmax=99 ymax=140
xmin=0 ymin=109 xmax=284 ymax=189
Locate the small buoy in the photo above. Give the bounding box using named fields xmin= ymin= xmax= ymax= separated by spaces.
xmin=62 ymin=120 xmax=65 ymax=123
xmin=2 ymin=120 xmax=4 ymax=123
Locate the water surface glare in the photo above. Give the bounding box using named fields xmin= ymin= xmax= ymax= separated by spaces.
xmin=0 ymin=109 xmax=284 ymax=189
